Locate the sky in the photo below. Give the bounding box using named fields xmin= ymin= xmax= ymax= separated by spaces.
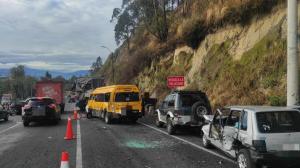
xmin=0 ymin=0 xmax=121 ymax=72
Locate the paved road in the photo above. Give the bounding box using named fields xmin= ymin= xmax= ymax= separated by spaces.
xmin=0 ymin=113 xmax=237 ymax=168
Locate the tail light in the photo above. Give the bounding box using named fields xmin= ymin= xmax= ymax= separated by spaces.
xmin=48 ymin=104 xmax=56 ymax=109
xmin=252 ymin=140 xmax=267 ymax=153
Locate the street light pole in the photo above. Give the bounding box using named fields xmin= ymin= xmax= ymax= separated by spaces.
xmin=287 ymin=0 xmax=299 ymax=106
xmin=101 ymin=46 xmax=115 ymax=84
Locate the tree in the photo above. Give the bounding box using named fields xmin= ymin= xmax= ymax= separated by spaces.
xmin=10 ymin=65 xmax=25 ymax=79
xmin=90 ymin=56 xmax=103 ymax=74
xmin=112 ymin=0 xmax=171 ymax=43
xmin=10 ymin=65 xmax=26 ymax=98
xmin=45 ymin=71 xmax=52 ymax=79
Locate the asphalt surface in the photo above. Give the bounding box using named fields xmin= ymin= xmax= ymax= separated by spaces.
xmin=0 ymin=113 xmax=237 ymax=168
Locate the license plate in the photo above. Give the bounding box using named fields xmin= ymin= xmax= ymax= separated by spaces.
xmin=32 ymin=107 xmax=45 ymax=116
xmin=283 ymin=144 xmax=300 ymax=151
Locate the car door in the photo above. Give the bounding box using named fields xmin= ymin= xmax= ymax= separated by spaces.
xmin=166 ymin=94 xmax=176 ymax=115
xmin=222 ymin=109 xmax=241 ymax=156
xmin=209 ymin=109 xmax=223 ymax=149
xmin=158 ymin=95 xmax=171 ymax=123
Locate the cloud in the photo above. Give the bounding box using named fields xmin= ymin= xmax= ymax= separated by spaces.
xmin=0 ymin=0 xmax=121 ymax=71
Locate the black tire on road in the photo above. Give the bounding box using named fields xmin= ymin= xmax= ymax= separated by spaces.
xmin=155 ymin=113 xmax=164 ymax=128
xmin=87 ymin=112 xmax=92 ymax=119
xmin=130 ymin=117 xmax=138 ymax=124
xmin=167 ymin=117 xmax=176 ymax=135
xmin=237 ymin=149 xmax=256 ymax=168
xmin=4 ymin=115 xmax=8 ymax=121
xmin=105 ymin=112 xmax=112 ymax=124
xmin=191 ymin=101 xmax=208 ymax=123
xmin=23 ymin=120 xmax=29 ymax=127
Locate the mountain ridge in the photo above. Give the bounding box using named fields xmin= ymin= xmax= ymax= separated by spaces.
xmin=0 ymin=67 xmax=89 ymax=79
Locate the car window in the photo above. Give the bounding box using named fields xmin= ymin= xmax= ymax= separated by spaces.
xmin=179 ymin=94 xmax=203 ymax=107
xmin=256 ymin=111 xmax=300 ymax=133
xmin=225 ymin=110 xmax=241 ymax=127
xmin=95 ymin=94 xmax=105 ymax=102
xmin=104 ymin=93 xmax=111 ymax=102
xmin=115 ymin=92 xmax=139 ymax=102
xmin=241 ymin=111 xmax=248 ymax=131
xmin=168 ymin=95 xmax=175 ymax=107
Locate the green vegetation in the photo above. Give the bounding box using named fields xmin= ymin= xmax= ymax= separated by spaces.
xmin=198 ymin=25 xmax=286 ymax=106
xmin=97 ymin=1 xmax=289 ymax=108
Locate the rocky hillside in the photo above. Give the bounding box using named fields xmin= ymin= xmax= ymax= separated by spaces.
xmin=102 ymin=0 xmax=292 ymax=108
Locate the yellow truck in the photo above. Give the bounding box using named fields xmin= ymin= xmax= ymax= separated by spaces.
xmin=86 ymin=85 xmax=142 ymax=124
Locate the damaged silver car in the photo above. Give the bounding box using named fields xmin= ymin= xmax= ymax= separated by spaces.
xmin=202 ymin=106 xmax=300 ymax=168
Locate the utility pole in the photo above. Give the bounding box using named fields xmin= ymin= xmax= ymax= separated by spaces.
xmin=287 ymin=0 xmax=299 ymax=106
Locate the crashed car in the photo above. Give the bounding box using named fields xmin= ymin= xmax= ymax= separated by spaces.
xmin=22 ymin=97 xmax=61 ymax=126
xmin=202 ymin=106 xmax=300 ymax=168
xmin=155 ymin=90 xmax=211 ymax=134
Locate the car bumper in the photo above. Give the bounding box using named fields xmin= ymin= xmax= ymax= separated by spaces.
xmin=22 ymin=112 xmax=58 ymax=121
xmin=171 ymin=116 xmax=202 ymax=126
xmin=119 ymin=110 xmax=142 ymax=118
xmin=250 ymin=150 xmax=300 ymax=167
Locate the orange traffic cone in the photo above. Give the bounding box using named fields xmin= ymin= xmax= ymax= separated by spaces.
xmin=60 ymin=151 xmax=70 ymax=168
xmin=64 ymin=117 xmax=75 ymax=140
xmin=73 ymin=110 xmax=78 ymax=120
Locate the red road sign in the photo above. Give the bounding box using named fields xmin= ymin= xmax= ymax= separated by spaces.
xmin=167 ymin=76 xmax=185 ymax=88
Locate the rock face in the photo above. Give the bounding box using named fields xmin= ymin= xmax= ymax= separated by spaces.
xmin=137 ymin=4 xmax=293 ymax=107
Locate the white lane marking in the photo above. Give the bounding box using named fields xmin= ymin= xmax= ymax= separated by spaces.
xmin=0 ymin=122 xmax=21 ymax=134
xmin=138 ymin=122 xmax=236 ymax=164
xmin=76 ymin=120 xmax=83 ymax=168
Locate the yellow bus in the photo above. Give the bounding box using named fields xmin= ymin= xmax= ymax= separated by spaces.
xmin=86 ymin=85 xmax=142 ymax=124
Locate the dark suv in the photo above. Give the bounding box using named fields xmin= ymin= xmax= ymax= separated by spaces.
xmin=155 ymin=90 xmax=212 ymax=134
xmin=22 ymin=97 xmax=61 ymax=126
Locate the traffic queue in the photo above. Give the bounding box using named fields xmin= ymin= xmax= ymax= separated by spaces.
xmin=84 ymin=84 xmax=300 ymax=168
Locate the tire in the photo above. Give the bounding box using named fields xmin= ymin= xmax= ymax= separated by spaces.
xmin=237 ymin=149 xmax=256 ymax=168
xmin=155 ymin=113 xmax=164 ymax=128
xmin=4 ymin=114 xmax=8 ymax=121
xmin=202 ymin=134 xmax=212 ymax=148
xmin=23 ymin=120 xmax=30 ymax=127
xmin=104 ymin=112 xmax=112 ymax=124
xmin=167 ymin=117 xmax=176 ymax=135
xmin=191 ymin=102 xmax=208 ymax=123
xmin=87 ymin=112 xmax=92 ymax=119
xmin=130 ymin=117 xmax=138 ymax=124
xmin=52 ymin=119 xmax=59 ymax=125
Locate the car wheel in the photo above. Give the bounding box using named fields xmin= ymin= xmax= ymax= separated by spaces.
xmin=4 ymin=115 xmax=8 ymax=121
xmin=23 ymin=120 xmax=30 ymax=127
xmin=237 ymin=149 xmax=256 ymax=168
xmin=130 ymin=117 xmax=138 ymax=124
xmin=87 ymin=112 xmax=92 ymax=119
xmin=202 ymin=134 xmax=212 ymax=148
xmin=167 ymin=117 xmax=176 ymax=135
xmin=155 ymin=113 xmax=164 ymax=128
xmin=104 ymin=112 xmax=112 ymax=124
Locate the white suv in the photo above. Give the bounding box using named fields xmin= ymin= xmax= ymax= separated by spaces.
xmin=202 ymin=106 xmax=300 ymax=168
